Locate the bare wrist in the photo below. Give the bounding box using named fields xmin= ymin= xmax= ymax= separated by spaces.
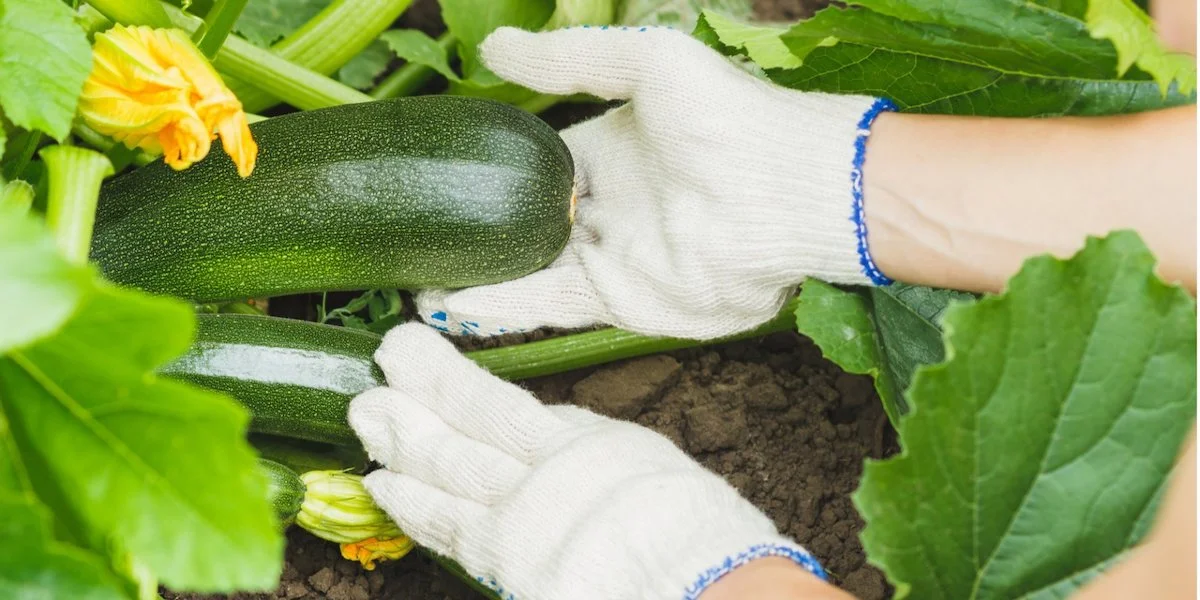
xmin=698 ymin=557 xmax=853 ymax=600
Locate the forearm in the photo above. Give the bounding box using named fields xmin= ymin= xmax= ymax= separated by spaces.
xmin=863 ymin=106 xmax=1196 ymax=293
xmin=699 ymin=557 xmax=855 ymax=600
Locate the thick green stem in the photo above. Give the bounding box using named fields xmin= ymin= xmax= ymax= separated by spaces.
xmin=195 ymin=0 xmax=249 ymax=58
xmin=41 ymin=147 xmax=114 ymax=264
xmin=2 ymin=131 xmax=42 ymax=181
xmin=370 ymin=33 xmax=458 ymax=99
xmin=160 ymin=3 xmax=372 ymax=110
xmin=228 ymin=0 xmax=415 ymax=112
xmin=85 ymin=0 xmax=172 ymax=28
xmin=467 ymin=298 xmax=801 ymax=380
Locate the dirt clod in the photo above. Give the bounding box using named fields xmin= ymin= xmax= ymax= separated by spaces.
xmin=308 ymin=567 xmax=336 ymax=594
xmin=571 ymin=355 xmax=681 ymax=419
xmin=684 ymin=401 xmax=749 ymax=452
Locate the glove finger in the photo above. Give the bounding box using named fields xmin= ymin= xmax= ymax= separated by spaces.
xmin=416 ymin=260 xmax=607 ymax=336
xmin=546 ymin=404 xmax=607 ymax=427
xmin=350 ymin=388 xmax=529 ymax=505
xmin=373 ymin=323 xmax=563 ymax=461
xmin=362 ymin=470 xmax=486 ymax=558
xmin=480 ymin=26 xmax=682 ymax=100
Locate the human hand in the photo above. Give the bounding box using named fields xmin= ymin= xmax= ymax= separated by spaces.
xmin=417 ymin=26 xmax=895 ymax=340
xmin=348 ymin=323 xmax=825 ymax=600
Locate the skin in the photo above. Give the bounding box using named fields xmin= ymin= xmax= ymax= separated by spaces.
xmin=704 ymin=4 xmax=1197 ymax=598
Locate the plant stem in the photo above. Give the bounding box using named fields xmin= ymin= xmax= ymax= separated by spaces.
xmin=2 ymin=130 xmax=42 ymax=181
xmin=467 ymin=297 xmax=801 ymax=381
xmin=41 ymin=146 xmax=114 ymax=264
xmin=85 ymin=0 xmax=172 ymax=28
xmin=515 ymin=93 xmax=562 ymax=115
xmin=370 ymin=33 xmax=458 ymax=99
xmin=228 ymin=0 xmax=415 ymax=112
xmin=160 ymin=3 xmax=373 ymax=110
xmin=195 ymin=0 xmax=249 ymax=58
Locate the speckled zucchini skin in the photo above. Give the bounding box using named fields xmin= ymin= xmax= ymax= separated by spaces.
xmin=91 ymin=96 xmax=574 ymax=302
xmin=258 ymin=458 xmax=306 ymax=527
xmin=160 ymin=313 xmax=383 ymax=446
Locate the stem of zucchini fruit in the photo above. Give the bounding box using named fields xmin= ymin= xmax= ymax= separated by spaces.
xmin=40 ymin=147 xmax=114 ymax=264
xmin=226 ymin=0 xmax=416 ymax=112
xmin=467 ymin=297 xmax=801 ymax=381
xmin=370 ymin=33 xmax=458 ymax=99
xmin=194 ymin=0 xmax=249 ymax=58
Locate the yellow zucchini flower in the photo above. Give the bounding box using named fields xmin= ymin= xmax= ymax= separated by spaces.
xmin=80 ymin=25 xmax=257 ymax=177
xmin=340 ymin=536 xmax=416 ymax=570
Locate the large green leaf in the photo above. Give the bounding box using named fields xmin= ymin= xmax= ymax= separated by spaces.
xmin=234 ymin=0 xmax=330 ymax=47
xmin=699 ymin=1 xmax=1195 ymax=117
xmin=380 ymin=29 xmax=461 ymax=83
xmin=795 ymin=281 xmax=972 ymax=425
xmin=0 ymin=0 xmax=92 ymax=140
xmin=0 ymin=497 xmax=128 ymax=600
xmin=618 ymin=0 xmax=751 ymax=28
xmin=693 ymin=11 xmax=799 ymax=69
xmin=0 ymin=261 xmax=283 ymax=592
xmin=441 ymin=0 xmax=556 ymax=79
xmin=0 ymin=216 xmax=91 ymax=354
xmin=855 ymin=231 xmax=1196 ymax=599
xmin=1087 ymin=0 xmax=1197 ymax=93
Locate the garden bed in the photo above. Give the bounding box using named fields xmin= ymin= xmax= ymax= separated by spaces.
xmin=165 ymin=330 xmax=894 ymax=600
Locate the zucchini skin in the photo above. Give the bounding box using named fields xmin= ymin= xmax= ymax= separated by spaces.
xmin=161 ymin=314 xmax=383 ymax=446
xmin=259 ymin=458 xmax=306 ymax=527
xmin=92 ymin=96 xmax=574 ymax=302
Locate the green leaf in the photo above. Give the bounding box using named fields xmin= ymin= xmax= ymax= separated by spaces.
xmin=856 ymin=231 xmax=1196 ymax=599
xmin=380 ymin=29 xmax=461 ymax=82
xmin=699 ymin=1 xmax=1195 ymax=117
xmin=618 ymin=0 xmax=752 ymax=28
xmin=337 ymin=39 xmax=393 ymax=90
xmin=0 ymin=281 xmax=283 ymax=591
xmin=0 ymin=0 xmax=92 ymax=140
xmin=795 ymin=281 xmax=973 ymax=425
xmin=547 ymin=0 xmax=616 ymax=28
xmin=440 ymin=0 xmax=555 ymax=79
xmin=0 ymin=497 xmax=129 ymax=600
xmin=1086 ymin=0 xmax=1197 ymax=94
xmin=233 ymin=0 xmax=330 ymax=47
xmin=693 ymin=10 xmax=801 ymax=69
xmin=0 ymin=216 xmax=91 ymax=354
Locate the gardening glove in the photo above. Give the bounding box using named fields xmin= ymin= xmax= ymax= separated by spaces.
xmin=417 ymin=26 xmax=895 ymax=340
xmin=349 ymin=323 xmax=826 ymax=600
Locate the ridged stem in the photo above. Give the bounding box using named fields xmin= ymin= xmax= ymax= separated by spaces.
xmin=85 ymin=0 xmax=172 ymax=28
xmin=195 ymin=0 xmax=249 ymax=58
xmin=229 ymin=0 xmax=415 ymax=112
xmin=41 ymin=146 xmax=114 ymax=264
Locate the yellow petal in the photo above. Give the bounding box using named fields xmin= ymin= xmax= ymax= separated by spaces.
xmin=80 ymin=24 xmax=258 ymax=177
xmin=339 ymin=536 xmax=415 ymax=570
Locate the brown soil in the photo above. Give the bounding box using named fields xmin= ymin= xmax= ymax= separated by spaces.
xmin=165 ymin=0 xmax=894 ymax=598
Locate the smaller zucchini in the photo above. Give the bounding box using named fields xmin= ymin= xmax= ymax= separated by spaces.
xmin=259 ymin=458 xmax=306 ymax=528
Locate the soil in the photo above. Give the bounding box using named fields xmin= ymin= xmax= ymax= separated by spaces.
xmin=165 ymin=0 xmax=896 ymax=598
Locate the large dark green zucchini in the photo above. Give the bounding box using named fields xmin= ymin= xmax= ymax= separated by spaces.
xmin=92 ymin=96 xmax=574 ymax=302
xmin=161 ymin=314 xmax=383 ymax=445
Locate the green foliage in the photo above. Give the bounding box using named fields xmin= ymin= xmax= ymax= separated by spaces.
xmin=693 ymin=12 xmax=799 ymax=69
xmin=0 ymin=0 xmax=91 ymax=141
xmin=0 ymin=216 xmax=283 ymax=595
xmin=337 ymin=39 xmax=393 ymax=89
xmin=319 ymin=289 xmax=405 ymax=333
xmin=441 ymin=0 xmax=556 ymax=80
xmin=856 ymin=232 xmax=1196 ymax=599
xmin=381 ymin=29 xmax=461 ymax=82
xmin=698 ymin=0 xmax=1195 ymax=116
xmin=619 ymin=0 xmax=751 ymax=29
xmin=795 ymin=282 xmax=972 ymax=425
xmin=233 ymin=0 xmax=330 ymax=47
xmin=1087 ymin=0 xmax=1197 ymax=93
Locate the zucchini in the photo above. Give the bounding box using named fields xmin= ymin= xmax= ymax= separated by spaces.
xmin=259 ymin=458 xmax=306 ymax=527
xmin=162 ymin=314 xmax=383 ymax=446
xmin=92 ymin=96 xmax=574 ymax=302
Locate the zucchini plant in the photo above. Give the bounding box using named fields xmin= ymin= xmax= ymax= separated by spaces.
xmin=1 ymin=0 xmax=1195 ymax=599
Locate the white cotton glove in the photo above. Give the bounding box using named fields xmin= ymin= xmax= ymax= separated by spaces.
xmin=349 ymin=323 xmax=825 ymax=600
xmin=418 ymin=25 xmax=895 ymax=340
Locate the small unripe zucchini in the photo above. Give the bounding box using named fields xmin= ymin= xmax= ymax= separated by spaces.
xmin=259 ymin=458 xmax=306 ymax=528
xmin=91 ymin=96 xmax=574 ymax=302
